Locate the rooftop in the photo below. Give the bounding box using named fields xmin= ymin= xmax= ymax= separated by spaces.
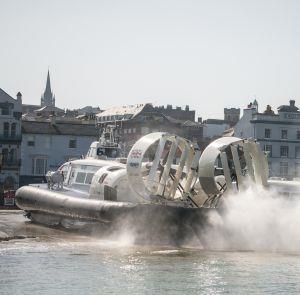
xmin=96 ymin=103 xmax=151 ymax=121
xmin=34 ymin=105 xmax=64 ymax=113
xmin=22 ymin=120 xmax=98 ymax=137
xmin=278 ymin=100 xmax=299 ymax=113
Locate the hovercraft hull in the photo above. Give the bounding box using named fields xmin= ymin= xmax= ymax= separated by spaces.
xmin=16 ymin=186 xmax=215 ymax=246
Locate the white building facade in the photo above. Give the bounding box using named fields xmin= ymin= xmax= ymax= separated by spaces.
xmin=20 ymin=120 xmax=98 ymax=185
xmin=234 ymin=100 xmax=300 ymax=179
xmin=203 ymin=120 xmax=230 ymax=139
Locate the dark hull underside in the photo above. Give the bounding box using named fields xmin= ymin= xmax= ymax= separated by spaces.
xmin=16 ymin=186 xmax=218 ymax=247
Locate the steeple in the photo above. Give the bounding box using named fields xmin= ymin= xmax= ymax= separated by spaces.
xmin=45 ymin=70 xmax=51 ymax=94
xmin=41 ymin=70 xmax=55 ymax=107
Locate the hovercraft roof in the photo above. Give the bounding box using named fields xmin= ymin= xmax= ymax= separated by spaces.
xmin=69 ymin=158 xmax=126 ymax=168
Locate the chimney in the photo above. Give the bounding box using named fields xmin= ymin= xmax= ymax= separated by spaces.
xmin=16 ymin=92 xmax=22 ymax=103
xmin=290 ymin=100 xmax=295 ymax=107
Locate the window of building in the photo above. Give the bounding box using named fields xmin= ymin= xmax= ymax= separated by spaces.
xmin=264 ymin=128 xmax=271 ymax=138
xmin=297 ymin=130 xmax=300 ymax=140
xmin=264 ymin=145 xmax=272 ymax=157
xmin=280 ymin=162 xmax=288 ymax=177
xmin=69 ymin=138 xmax=77 ymax=148
xmin=281 ymin=129 xmax=288 ymax=139
xmin=27 ymin=135 xmax=35 ymax=147
xmin=2 ymin=148 xmax=8 ymax=164
xmin=280 ymin=146 xmax=289 ymax=158
xmin=1 ymin=105 xmax=10 ymax=115
xmin=32 ymin=158 xmax=48 ymax=175
xmin=3 ymin=122 xmax=9 ymax=138
xmin=11 ymin=123 xmax=16 ymax=137
xmin=8 ymin=149 xmax=16 ymax=164
xmin=296 ymin=163 xmax=300 ymax=177
xmin=296 ymin=147 xmax=300 ymax=159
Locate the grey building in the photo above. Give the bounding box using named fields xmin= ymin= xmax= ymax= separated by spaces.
xmin=0 ymin=89 xmax=22 ymax=194
xmin=20 ymin=120 xmax=99 ymax=185
xmin=234 ymin=100 xmax=300 ymax=179
xmin=96 ymin=103 xmax=204 ymax=154
xmin=224 ymin=107 xmax=240 ymax=126
xmin=154 ymin=104 xmax=195 ymax=121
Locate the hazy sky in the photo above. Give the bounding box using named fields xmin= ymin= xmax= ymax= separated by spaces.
xmin=1 ymin=0 xmax=300 ymax=118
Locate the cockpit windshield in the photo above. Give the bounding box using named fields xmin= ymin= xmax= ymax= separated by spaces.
xmin=67 ymin=164 xmax=102 ymax=187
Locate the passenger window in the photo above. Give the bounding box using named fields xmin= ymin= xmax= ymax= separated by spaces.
xmin=107 ymin=166 xmax=123 ymax=172
xmin=85 ymin=173 xmax=94 ymax=184
xmin=99 ymin=173 xmax=108 ymax=183
xmin=75 ymin=172 xmax=86 ymax=183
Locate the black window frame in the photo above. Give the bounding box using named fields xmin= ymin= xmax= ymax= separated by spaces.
xmin=264 ymin=128 xmax=271 ymax=138
xmin=280 ymin=146 xmax=289 ymax=158
xmin=69 ymin=139 xmax=77 ymax=149
xmin=281 ymin=129 xmax=288 ymax=139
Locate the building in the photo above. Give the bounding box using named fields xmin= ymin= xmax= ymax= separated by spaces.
xmin=224 ymin=107 xmax=241 ymax=126
xmin=20 ymin=120 xmax=99 ymax=185
xmin=41 ymin=70 xmax=55 ymax=107
xmin=33 ymin=105 xmax=65 ymax=118
xmin=234 ymin=99 xmax=300 ymax=179
xmin=96 ymin=103 xmax=203 ymax=154
xmin=0 ymin=89 xmax=22 ymax=203
xmin=200 ymin=107 xmax=240 ymax=141
xmin=22 ymin=103 xmax=40 ymax=114
xmin=154 ymin=104 xmax=195 ymax=121
xmin=65 ymin=106 xmax=102 ymax=123
xmin=202 ymin=119 xmax=230 ymax=140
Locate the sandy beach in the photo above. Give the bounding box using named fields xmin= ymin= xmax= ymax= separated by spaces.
xmin=0 ymin=210 xmax=76 ymax=242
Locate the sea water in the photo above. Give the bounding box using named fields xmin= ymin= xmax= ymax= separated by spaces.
xmin=2 ymin=185 xmax=300 ymax=294
xmin=1 ymin=236 xmax=300 ymax=295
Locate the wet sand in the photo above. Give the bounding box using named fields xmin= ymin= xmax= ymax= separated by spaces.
xmin=0 ymin=210 xmax=78 ymax=242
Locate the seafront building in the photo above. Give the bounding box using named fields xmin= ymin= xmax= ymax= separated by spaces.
xmin=96 ymin=103 xmax=204 ymax=153
xmin=0 ymin=89 xmax=22 ymax=205
xmin=200 ymin=107 xmax=240 ymax=141
xmin=154 ymin=104 xmax=195 ymax=121
xmin=234 ymin=100 xmax=300 ymax=179
xmin=20 ymin=118 xmax=99 ymax=186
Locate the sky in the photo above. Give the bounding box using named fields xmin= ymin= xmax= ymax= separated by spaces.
xmin=1 ymin=0 xmax=300 ymax=119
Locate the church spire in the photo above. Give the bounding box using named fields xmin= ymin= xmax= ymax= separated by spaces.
xmin=41 ymin=69 xmax=55 ymax=107
xmin=45 ymin=70 xmax=51 ymax=93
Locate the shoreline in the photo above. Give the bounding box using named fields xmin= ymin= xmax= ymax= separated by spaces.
xmin=0 ymin=210 xmax=72 ymax=242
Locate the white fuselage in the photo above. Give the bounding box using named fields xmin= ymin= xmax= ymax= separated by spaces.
xmin=58 ymin=158 xmax=144 ymax=203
